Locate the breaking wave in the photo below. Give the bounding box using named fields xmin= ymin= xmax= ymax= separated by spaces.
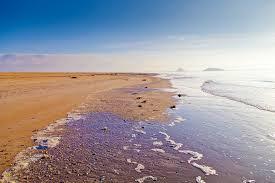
xmin=201 ymin=80 xmax=275 ymax=113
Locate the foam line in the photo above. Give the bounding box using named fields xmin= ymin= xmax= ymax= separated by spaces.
xmin=135 ymin=176 xmax=157 ymax=183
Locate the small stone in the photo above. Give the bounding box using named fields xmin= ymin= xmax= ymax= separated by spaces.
xmin=170 ymin=105 xmax=176 ymax=109
xmin=138 ymin=105 xmax=142 ymax=108
xmin=101 ymin=127 xmax=108 ymax=131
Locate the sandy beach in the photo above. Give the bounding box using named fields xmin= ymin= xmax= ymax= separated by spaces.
xmin=0 ymin=72 xmax=174 ymax=175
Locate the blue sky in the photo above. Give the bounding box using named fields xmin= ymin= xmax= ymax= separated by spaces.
xmin=0 ymin=0 xmax=275 ymax=71
xmin=1 ymin=0 xmax=274 ymax=53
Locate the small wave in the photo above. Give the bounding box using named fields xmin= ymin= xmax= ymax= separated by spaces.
xmin=201 ymin=80 xmax=275 ymax=112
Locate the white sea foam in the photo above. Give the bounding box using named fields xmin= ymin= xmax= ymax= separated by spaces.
xmin=159 ymin=131 xmax=217 ymax=176
xmin=174 ymin=116 xmax=186 ymax=123
xmin=132 ymin=134 xmax=137 ymax=138
xmin=159 ymin=131 xmax=182 ymax=150
xmin=135 ymin=176 xmax=157 ymax=183
xmin=179 ymin=150 xmax=203 ymax=163
xmin=135 ymin=164 xmax=145 ymax=173
xmin=123 ymin=146 xmax=129 ymax=150
xmin=133 ymin=149 xmax=141 ymax=153
xmin=151 ymin=148 xmax=165 ymax=153
xmin=134 ymin=129 xmax=146 ymax=134
xmin=191 ymin=162 xmax=217 ymax=175
xmin=196 ymin=176 xmax=206 ymax=183
xmin=153 ymin=141 xmax=163 ymax=146
xmin=168 ymin=122 xmax=175 ymax=126
xmin=126 ymin=158 xmax=145 ymax=172
xmin=1 ymin=112 xmax=81 ymax=182
xmin=127 ymin=158 xmax=134 ymax=163
xmin=242 ymin=179 xmax=256 ymax=183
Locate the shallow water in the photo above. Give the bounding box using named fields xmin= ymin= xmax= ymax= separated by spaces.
xmin=160 ymin=70 xmax=275 ymax=182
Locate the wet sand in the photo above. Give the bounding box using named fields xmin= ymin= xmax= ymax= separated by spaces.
xmin=0 ymin=73 xmax=174 ymax=174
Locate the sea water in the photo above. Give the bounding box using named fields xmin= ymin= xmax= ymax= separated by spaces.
xmin=160 ymin=69 xmax=275 ymax=182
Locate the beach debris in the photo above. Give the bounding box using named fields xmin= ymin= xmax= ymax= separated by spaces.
xmin=151 ymin=148 xmax=165 ymax=153
xmin=138 ymin=105 xmax=142 ymax=108
xmin=142 ymin=79 xmax=147 ymax=81
xmin=144 ymin=86 xmax=148 ymax=88
xmin=136 ymin=97 xmax=142 ymax=100
xmin=196 ymin=176 xmax=206 ymax=183
xmin=141 ymin=100 xmax=147 ymax=103
xmin=70 ymin=76 xmax=77 ymax=79
xmin=135 ymin=176 xmax=157 ymax=183
xmin=178 ymin=94 xmax=183 ymax=97
xmin=170 ymin=105 xmax=176 ymax=109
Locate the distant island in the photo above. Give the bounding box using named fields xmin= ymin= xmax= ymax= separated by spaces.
xmin=176 ymin=67 xmax=184 ymax=72
xmin=203 ymin=68 xmax=224 ymax=71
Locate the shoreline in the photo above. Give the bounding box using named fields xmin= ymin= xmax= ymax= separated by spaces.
xmin=0 ymin=72 xmax=175 ymax=176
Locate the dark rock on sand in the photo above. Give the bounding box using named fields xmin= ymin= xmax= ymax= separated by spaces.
xmin=170 ymin=105 xmax=176 ymax=109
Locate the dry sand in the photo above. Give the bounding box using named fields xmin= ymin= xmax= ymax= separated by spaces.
xmin=0 ymin=72 xmax=174 ymax=174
